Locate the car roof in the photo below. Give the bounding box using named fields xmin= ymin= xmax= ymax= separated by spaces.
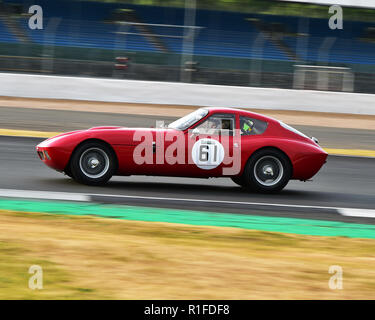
xmin=203 ymin=107 xmax=278 ymax=124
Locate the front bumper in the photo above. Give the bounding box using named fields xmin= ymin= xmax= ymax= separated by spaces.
xmin=36 ymin=145 xmax=70 ymax=172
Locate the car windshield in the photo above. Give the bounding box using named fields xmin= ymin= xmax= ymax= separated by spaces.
xmin=168 ymin=108 xmax=209 ymax=131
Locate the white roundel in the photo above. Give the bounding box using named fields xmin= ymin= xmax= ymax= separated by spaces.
xmin=192 ymin=138 xmax=225 ymax=170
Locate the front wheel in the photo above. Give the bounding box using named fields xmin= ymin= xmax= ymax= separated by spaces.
xmin=69 ymin=141 xmax=117 ymax=186
xmin=243 ymin=149 xmax=292 ymax=193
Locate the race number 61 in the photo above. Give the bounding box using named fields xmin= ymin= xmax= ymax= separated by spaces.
xmin=193 ymin=139 xmax=225 ymax=170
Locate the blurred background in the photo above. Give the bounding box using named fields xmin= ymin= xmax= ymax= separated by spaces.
xmin=0 ymin=0 xmax=374 ymax=93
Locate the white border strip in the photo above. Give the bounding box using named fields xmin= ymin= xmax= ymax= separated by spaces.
xmin=339 ymin=208 xmax=375 ymax=218
xmin=1 ymin=73 xmax=375 ymax=115
xmin=0 ymin=188 xmax=89 ymax=202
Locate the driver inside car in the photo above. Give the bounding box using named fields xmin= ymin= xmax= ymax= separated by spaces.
xmin=201 ymin=118 xmax=221 ymax=134
xmin=240 ymin=118 xmax=254 ymax=135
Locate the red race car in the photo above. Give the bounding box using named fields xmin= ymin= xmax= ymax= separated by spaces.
xmin=36 ymin=107 xmax=328 ymax=193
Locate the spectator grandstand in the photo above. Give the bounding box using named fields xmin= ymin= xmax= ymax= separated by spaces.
xmin=0 ymin=0 xmax=374 ymax=63
xmin=0 ymin=20 xmax=18 ymax=43
xmin=0 ymin=0 xmax=374 ymax=91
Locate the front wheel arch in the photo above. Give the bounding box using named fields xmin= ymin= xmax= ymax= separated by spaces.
xmin=65 ymin=138 xmax=119 ymax=177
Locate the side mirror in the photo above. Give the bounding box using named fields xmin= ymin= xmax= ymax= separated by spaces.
xmin=190 ymin=128 xmax=200 ymax=138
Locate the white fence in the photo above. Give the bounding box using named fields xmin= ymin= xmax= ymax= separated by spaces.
xmin=1 ymin=72 xmax=374 ymax=115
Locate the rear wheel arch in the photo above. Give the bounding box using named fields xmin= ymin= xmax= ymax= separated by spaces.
xmin=241 ymin=146 xmax=293 ymax=193
xmin=245 ymin=146 xmax=293 ymax=176
xmin=232 ymin=146 xmax=293 ymax=188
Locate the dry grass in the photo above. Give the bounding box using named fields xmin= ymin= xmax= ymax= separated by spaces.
xmin=0 ymin=210 xmax=375 ymax=299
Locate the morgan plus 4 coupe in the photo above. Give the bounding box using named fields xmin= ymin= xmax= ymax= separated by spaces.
xmin=36 ymin=107 xmax=328 ymax=193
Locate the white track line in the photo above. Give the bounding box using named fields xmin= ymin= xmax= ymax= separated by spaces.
xmin=92 ymin=193 xmax=375 ymax=218
xmin=0 ymin=188 xmax=375 ymax=218
xmin=91 ymin=193 xmax=341 ymax=211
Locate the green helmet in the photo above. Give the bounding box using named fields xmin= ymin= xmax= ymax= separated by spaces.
xmin=242 ymin=120 xmax=254 ymax=133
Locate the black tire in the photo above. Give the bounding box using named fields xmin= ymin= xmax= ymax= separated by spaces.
xmin=242 ymin=148 xmax=292 ymax=193
xmin=231 ymin=176 xmax=246 ymax=187
xmin=64 ymin=166 xmax=73 ymax=178
xmin=69 ymin=141 xmax=117 ymax=186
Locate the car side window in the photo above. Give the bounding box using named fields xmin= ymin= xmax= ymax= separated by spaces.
xmin=195 ymin=114 xmax=235 ymax=136
xmin=240 ymin=116 xmax=268 ymax=136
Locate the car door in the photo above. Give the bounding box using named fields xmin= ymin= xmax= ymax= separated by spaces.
xmin=184 ymin=113 xmax=240 ymax=177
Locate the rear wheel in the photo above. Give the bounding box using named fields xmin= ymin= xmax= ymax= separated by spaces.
xmin=69 ymin=141 xmax=117 ymax=186
xmin=243 ymin=148 xmax=292 ymax=193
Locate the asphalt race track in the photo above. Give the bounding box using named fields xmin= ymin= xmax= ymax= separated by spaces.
xmin=1 ymin=135 xmax=375 ymax=225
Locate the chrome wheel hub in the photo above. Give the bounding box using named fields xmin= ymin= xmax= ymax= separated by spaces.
xmin=89 ymin=158 xmax=100 ymax=169
xmin=263 ymin=165 xmax=274 ymax=176
xmin=79 ymin=148 xmax=110 ymax=179
xmin=254 ymin=156 xmax=284 ymax=187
